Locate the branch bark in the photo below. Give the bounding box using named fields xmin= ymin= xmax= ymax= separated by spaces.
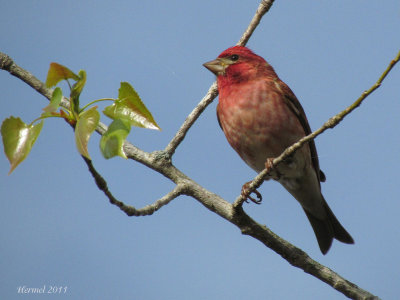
xmin=2 ymin=0 xmax=397 ymax=298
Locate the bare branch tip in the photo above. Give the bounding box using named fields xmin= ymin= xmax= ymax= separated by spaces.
xmin=0 ymin=52 xmax=14 ymax=70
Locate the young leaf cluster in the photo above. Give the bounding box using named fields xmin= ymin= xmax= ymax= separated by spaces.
xmin=1 ymin=63 xmax=160 ymax=173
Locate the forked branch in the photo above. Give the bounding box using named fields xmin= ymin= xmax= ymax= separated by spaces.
xmin=2 ymin=0 xmax=396 ymax=298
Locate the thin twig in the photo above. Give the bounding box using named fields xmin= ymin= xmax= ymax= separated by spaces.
xmin=164 ymin=82 xmax=218 ymax=155
xmin=234 ymin=49 xmax=400 ymax=206
xmin=82 ymin=156 xmax=183 ymax=216
xmin=238 ymin=0 xmax=275 ymax=46
xmin=164 ymin=0 xmax=275 ymax=157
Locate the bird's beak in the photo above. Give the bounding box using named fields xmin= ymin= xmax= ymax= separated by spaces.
xmin=203 ymin=58 xmax=231 ymax=76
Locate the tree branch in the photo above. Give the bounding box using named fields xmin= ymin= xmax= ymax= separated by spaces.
xmin=0 ymin=52 xmax=52 ymax=100
xmin=81 ymin=156 xmax=184 ymax=216
xmin=230 ymin=207 xmax=380 ymax=300
xmin=2 ymin=1 xmax=395 ymax=298
xmin=237 ymin=0 xmax=275 ymax=46
xmin=164 ymin=0 xmax=275 ymax=156
xmin=234 ymin=49 xmax=400 ymax=206
xmin=164 ymin=82 xmax=218 ymax=156
xmin=0 ymin=51 xmax=384 ymax=300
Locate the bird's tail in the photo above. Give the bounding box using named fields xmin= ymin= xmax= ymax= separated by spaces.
xmin=304 ymin=198 xmax=354 ymax=254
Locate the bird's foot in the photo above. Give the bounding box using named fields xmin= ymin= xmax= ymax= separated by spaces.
xmin=265 ymin=158 xmax=281 ymax=180
xmin=241 ymin=181 xmax=262 ymax=205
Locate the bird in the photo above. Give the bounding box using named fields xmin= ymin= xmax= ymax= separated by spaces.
xmin=203 ymin=46 xmax=354 ymax=254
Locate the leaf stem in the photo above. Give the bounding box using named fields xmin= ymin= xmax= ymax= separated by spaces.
xmin=80 ymin=98 xmax=116 ymax=112
xmin=29 ymin=114 xmax=65 ymax=126
xmin=66 ymin=79 xmax=72 ymax=90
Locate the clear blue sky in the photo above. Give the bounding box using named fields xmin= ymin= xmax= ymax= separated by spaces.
xmin=1 ymin=1 xmax=399 ymax=299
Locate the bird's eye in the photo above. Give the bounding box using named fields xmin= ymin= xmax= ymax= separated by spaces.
xmin=230 ymin=54 xmax=239 ymax=61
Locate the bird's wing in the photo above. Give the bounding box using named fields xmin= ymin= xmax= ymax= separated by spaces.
xmin=276 ymin=79 xmax=326 ymax=183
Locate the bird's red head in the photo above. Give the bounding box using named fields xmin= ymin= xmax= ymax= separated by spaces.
xmin=203 ymin=46 xmax=277 ymax=88
xmin=217 ymin=46 xmax=262 ymax=60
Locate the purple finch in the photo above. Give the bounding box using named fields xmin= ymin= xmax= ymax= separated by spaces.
xmin=204 ymin=46 xmax=354 ymax=254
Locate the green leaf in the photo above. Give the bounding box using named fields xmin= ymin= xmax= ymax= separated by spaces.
xmin=45 ymin=62 xmax=79 ymax=88
xmin=75 ymin=107 xmax=100 ymax=159
xmin=42 ymin=87 xmax=63 ymax=116
xmin=1 ymin=117 xmax=43 ymax=174
xmin=103 ymin=82 xmax=161 ymax=130
xmin=70 ymin=70 xmax=87 ymax=114
xmin=100 ymin=119 xmax=131 ymax=159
